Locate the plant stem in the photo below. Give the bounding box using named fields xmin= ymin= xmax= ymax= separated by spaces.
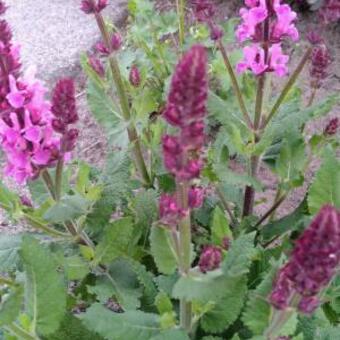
xmin=217 ymin=40 xmax=253 ymax=129
xmin=307 ymin=86 xmax=317 ymax=107
xmin=55 ymin=157 xmax=64 ymax=202
xmin=5 ymin=323 xmax=40 ymax=340
xmin=176 ymin=180 xmax=192 ymax=333
xmin=177 ymin=0 xmax=185 ymax=50
xmin=215 ymin=186 xmax=237 ymax=226
xmin=263 ymin=47 xmax=312 ymax=128
xmin=41 ymin=169 xmax=56 ymax=200
xmin=93 ymin=10 xmax=152 ymax=187
xmin=254 ymin=193 xmax=287 ymax=229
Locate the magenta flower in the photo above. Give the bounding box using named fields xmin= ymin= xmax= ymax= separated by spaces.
xmin=236 ymin=0 xmax=298 ymax=77
xmin=159 ymin=194 xmax=186 ymax=227
xmin=0 ymin=1 xmax=7 ymax=15
xmin=188 ymin=186 xmax=204 ymax=209
xmin=270 ymin=205 xmax=340 ymax=314
xmin=319 ymin=0 xmax=340 ymax=24
xmin=80 ymin=0 xmax=107 ymax=14
xmin=129 ymin=65 xmax=141 ymax=88
xmin=198 ymin=245 xmax=223 ymax=273
xmin=192 ymin=0 xmax=216 ymax=22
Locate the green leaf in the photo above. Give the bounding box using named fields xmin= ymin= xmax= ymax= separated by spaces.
xmin=308 ymin=150 xmax=340 ymax=214
xmin=47 ymin=313 xmax=104 ymax=340
xmin=80 ymin=303 xmax=161 ymax=340
xmin=201 ymin=275 xmax=247 ymax=333
xmin=128 ymin=259 xmax=157 ymax=306
xmin=63 ymin=256 xmax=89 ymax=281
xmin=211 ymin=206 xmax=232 ymax=246
xmin=44 ymin=194 xmax=91 ymax=223
xmin=155 ymin=292 xmax=173 ymax=315
xmin=222 ymin=232 xmax=257 ymax=277
xmin=0 ymin=234 xmax=22 ymax=272
xmin=242 ymin=262 xmax=281 ymax=334
xmin=259 ymin=200 xmax=308 ymax=245
xmin=86 ymin=79 xmax=128 ymax=146
xmin=20 ymin=236 xmax=66 ymax=336
xmin=314 ymin=326 xmax=340 ymax=340
xmin=278 ymin=312 xmax=298 ymax=337
xmin=0 ymin=182 xmax=19 ymax=211
xmin=150 ymin=227 xmax=177 ymax=275
xmin=150 ymin=329 xmax=190 ymax=340
xmin=172 ymin=270 xmax=234 ymax=303
xmin=0 ymin=286 xmax=23 ymax=327
xmin=93 ymin=217 xmax=134 ymax=265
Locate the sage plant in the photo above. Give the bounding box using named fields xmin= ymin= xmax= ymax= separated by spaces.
xmin=159 ymin=44 xmax=208 ymax=332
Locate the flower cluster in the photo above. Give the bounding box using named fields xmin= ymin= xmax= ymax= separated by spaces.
xmin=80 ymin=0 xmax=107 ymax=14
xmin=51 ymin=79 xmax=79 ymax=153
xmin=96 ymin=32 xmax=122 ymax=56
xmin=319 ymin=0 xmax=340 ymax=24
xmin=198 ymin=245 xmax=222 ymax=273
xmin=159 ymin=45 xmax=208 ymax=226
xmin=236 ymin=0 xmax=299 ymax=77
xmin=270 ymin=205 xmax=340 ymax=314
xmin=309 ymin=43 xmax=331 ymax=89
xmin=192 ymin=0 xmax=224 ymax=41
xmin=324 ymin=117 xmax=339 ymax=136
xmin=0 ymin=3 xmax=64 ymax=183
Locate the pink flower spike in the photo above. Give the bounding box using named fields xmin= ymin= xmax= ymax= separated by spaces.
xmin=6 ymin=75 xmax=26 ymax=108
xmin=237 ymin=45 xmax=267 ymax=76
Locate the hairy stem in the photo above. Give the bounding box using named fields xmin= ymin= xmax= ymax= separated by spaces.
xmin=5 ymin=323 xmax=40 ymax=340
xmin=177 ymin=0 xmax=186 ymax=49
xmin=55 ymin=158 xmax=64 ymax=202
xmin=176 ymin=180 xmax=192 ymax=333
xmin=93 ymin=10 xmax=152 ymax=187
xmin=307 ymin=86 xmax=317 ymax=107
xmin=41 ymin=169 xmax=56 ymax=200
xmin=264 ymin=47 xmax=312 ymax=128
xmin=215 ymin=186 xmax=237 ymax=225
xmin=217 ymin=40 xmax=253 ymax=129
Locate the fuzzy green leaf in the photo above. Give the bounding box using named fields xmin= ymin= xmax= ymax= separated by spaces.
xmin=150 ymin=329 xmax=190 ymax=340
xmin=242 ymin=262 xmax=281 ymax=334
xmin=0 ymin=234 xmax=22 ymax=272
xmin=211 ymin=206 xmax=232 ymax=245
xmin=308 ymin=150 xmax=340 ymax=214
xmin=222 ymin=232 xmax=257 ymax=277
xmin=150 ymin=227 xmax=177 ymax=275
xmin=93 ymin=217 xmax=134 ymax=265
xmin=0 ymin=286 xmax=23 ymax=327
xmin=20 ymin=236 xmax=66 ymax=336
xmin=201 ymin=275 xmax=247 ymax=333
xmin=80 ymin=303 xmax=161 ymax=340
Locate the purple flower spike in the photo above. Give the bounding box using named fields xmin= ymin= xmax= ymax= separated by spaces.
xmin=51 ymin=79 xmax=78 ymax=126
xmin=199 ymin=245 xmax=222 ymax=273
xmin=310 ymin=44 xmax=331 ymax=88
xmin=270 ymin=205 xmax=340 ymax=314
xmin=188 ymin=186 xmax=204 ymax=209
xmin=80 ymin=0 xmax=107 ymax=14
xmin=164 ymin=45 xmax=207 ymax=127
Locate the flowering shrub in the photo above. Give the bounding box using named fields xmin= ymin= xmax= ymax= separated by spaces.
xmin=0 ymin=0 xmax=339 ymax=339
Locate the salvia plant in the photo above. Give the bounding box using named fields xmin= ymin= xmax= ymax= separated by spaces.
xmin=0 ymin=0 xmax=339 ymax=339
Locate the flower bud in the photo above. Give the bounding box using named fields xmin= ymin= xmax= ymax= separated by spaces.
xmin=210 ymin=24 xmax=224 ymax=41
xmin=111 ymin=32 xmax=122 ymax=51
xmin=324 ymin=117 xmax=338 ymax=136
xmin=129 ymin=65 xmax=141 ymax=87
xmin=310 ymin=44 xmax=331 ymax=88
xmin=80 ymin=0 xmax=107 ymax=14
xmin=199 ymin=245 xmax=222 ymax=273
xmin=96 ymin=41 xmax=110 ymax=55
xmin=20 ymin=195 xmax=33 ymax=208
xmin=298 ymin=296 xmax=320 ymax=314
xmin=0 ymin=1 xmax=7 ymax=15
xmin=88 ymin=55 xmax=105 ymax=78
xmin=188 ymin=186 xmax=204 ymax=209
xmin=64 ymin=128 xmax=79 ymax=152
xmin=159 ymin=194 xmax=185 ymax=226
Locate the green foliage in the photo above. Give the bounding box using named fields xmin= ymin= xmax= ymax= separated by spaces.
xmin=222 ymin=232 xmax=257 ymax=277
xmin=0 ymin=234 xmax=22 ymax=273
xmin=201 ymin=275 xmax=248 ymax=333
xmin=20 ymin=236 xmax=66 ymax=336
xmin=211 ymin=206 xmax=233 ymax=245
xmin=0 ymin=286 xmax=23 ymax=327
xmin=150 ymin=227 xmax=177 ymax=275
xmin=80 ymin=303 xmax=162 ymax=340
xmin=308 ymin=150 xmax=340 ymax=214
xmin=93 ymin=217 xmax=135 ymax=265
